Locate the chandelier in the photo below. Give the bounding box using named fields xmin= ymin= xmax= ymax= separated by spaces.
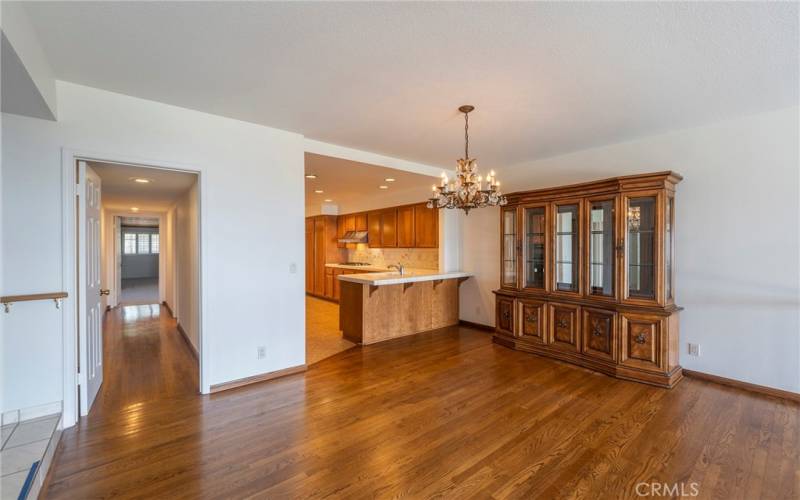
xmin=427 ymin=105 xmax=507 ymax=214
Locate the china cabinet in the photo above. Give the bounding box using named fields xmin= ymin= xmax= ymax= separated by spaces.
xmin=493 ymin=172 xmax=683 ymax=388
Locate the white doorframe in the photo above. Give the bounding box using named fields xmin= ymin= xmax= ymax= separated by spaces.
xmin=61 ymin=148 xmax=208 ymax=428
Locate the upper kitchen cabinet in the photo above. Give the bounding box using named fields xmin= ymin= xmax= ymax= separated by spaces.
xmin=413 ymin=204 xmax=438 ymax=248
xmin=381 ymin=208 xmax=398 ymax=247
xmin=397 ymin=205 xmax=415 ymax=247
xmin=353 ymin=203 xmax=438 ymax=248
xmin=367 ymin=210 xmax=396 ymax=247
xmin=337 ymin=214 xmax=357 ymax=249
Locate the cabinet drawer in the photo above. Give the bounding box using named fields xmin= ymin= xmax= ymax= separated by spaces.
xmin=581 ymin=308 xmax=617 ymax=362
xmin=519 ymin=299 xmax=546 ymax=343
xmin=620 ymin=313 xmax=665 ymax=372
xmin=548 ymin=303 xmax=580 ymax=352
xmin=496 ymin=297 xmax=516 ymax=336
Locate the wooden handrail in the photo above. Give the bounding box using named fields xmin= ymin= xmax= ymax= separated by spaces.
xmin=1 ymin=292 xmax=68 ymax=312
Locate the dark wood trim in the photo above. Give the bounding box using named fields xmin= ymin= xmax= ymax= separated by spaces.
xmin=176 ymin=322 xmax=198 ymax=360
xmin=459 ymin=319 xmax=494 ymax=332
xmin=162 ymin=301 xmax=174 ymax=318
xmin=683 ymin=369 xmax=800 ymax=403
xmin=1 ymin=291 xmax=68 ymax=303
xmin=210 ymin=364 xmax=307 ymax=393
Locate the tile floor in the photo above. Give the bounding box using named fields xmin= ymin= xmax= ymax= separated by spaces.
xmin=306 ymin=296 xmax=356 ymax=365
xmin=1 ymin=414 xmax=59 ymax=500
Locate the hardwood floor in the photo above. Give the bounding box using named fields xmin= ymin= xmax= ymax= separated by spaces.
xmin=45 ymin=305 xmax=799 ymax=499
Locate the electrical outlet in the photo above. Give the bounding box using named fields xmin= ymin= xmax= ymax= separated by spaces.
xmin=289 ymin=262 xmax=297 ymax=274
xmin=687 ymin=343 xmax=700 ymax=356
xmin=257 ymin=346 xmax=266 ymax=359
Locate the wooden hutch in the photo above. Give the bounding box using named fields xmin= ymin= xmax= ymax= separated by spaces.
xmin=493 ymin=171 xmax=683 ymax=388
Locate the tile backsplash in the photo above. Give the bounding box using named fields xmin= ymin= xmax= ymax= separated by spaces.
xmin=347 ymin=247 xmax=438 ymax=270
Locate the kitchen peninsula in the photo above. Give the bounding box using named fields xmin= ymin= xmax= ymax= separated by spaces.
xmin=338 ymin=271 xmax=472 ymax=345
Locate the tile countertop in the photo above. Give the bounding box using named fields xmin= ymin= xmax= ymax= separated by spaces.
xmin=325 ymin=263 xmax=391 ymax=272
xmin=337 ymin=270 xmax=473 ymax=286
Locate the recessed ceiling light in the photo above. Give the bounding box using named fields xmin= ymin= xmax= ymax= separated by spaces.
xmin=379 ymin=185 xmax=389 ymax=189
xmin=314 ymin=189 xmax=324 ymax=194
xmin=305 ymin=174 xmax=317 ymax=179
xmin=129 ymin=177 xmax=152 ymax=184
xmin=385 ymin=178 xmax=396 ymax=182
xmin=324 ymin=199 xmax=333 ymax=202
xmin=131 ymin=207 xmax=139 ymax=212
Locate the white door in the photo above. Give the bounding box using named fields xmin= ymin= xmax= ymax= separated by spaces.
xmin=78 ymin=161 xmax=104 ymax=415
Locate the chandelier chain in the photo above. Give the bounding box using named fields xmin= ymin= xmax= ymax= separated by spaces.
xmin=464 ymin=112 xmax=469 ymax=159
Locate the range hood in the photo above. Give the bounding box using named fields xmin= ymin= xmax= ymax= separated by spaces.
xmin=338 ymin=230 xmax=368 ymax=244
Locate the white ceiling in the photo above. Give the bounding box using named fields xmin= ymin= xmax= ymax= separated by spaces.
xmin=24 ymin=2 xmax=799 ymax=167
xmin=305 ymin=153 xmax=436 ymax=214
xmin=89 ymin=161 xmax=197 ymax=213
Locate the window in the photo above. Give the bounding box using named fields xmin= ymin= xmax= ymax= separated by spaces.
xmin=123 ymin=231 xmax=159 ymax=254
xmin=137 ymin=233 xmax=150 ymax=254
xmin=124 ymin=234 xmax=137 ymax=254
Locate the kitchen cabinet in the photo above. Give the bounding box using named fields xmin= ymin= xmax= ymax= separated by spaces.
xmin=367 ymin=211 xmax=382 ymax=247
xmin=413 ymin=203 xmax=438 ymax=248
xmin=337 ymin=214 xmax=357 ymax=249
xmin=397 ymin=205 xmax=415 ymax=247
xmin=492 ymin=171 xmax=683 ymax=388
xmin=355 ymin=213 xmax=368 ymax=232
xmin=381 ymin=208 xmax=397 ymax=247
xmin=340 ymin=203 xmax=438 ymax=249
xmin=305 ymin=215 xmax=345 ymax=299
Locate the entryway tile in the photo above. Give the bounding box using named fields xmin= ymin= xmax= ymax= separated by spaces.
xmin=0 ymin=439 xmax=48 ymax=476
xmin=3 ymin=415 xmax=58 ymax=449
xmin=0 ymin=470 xmax=28 ymax=500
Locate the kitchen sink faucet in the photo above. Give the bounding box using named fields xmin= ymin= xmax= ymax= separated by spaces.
xmin=387 ymin=263 xmax=405 ymax=275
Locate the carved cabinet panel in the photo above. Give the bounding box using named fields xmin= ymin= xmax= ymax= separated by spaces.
xmin=548 ymin=303 xmax=580 ymax=352
xmin=581 ymin=308 xmax=617 ymax=362
xmin=496 ymin=297 xmax=516 ymax=336
xmin=519 ymin=299 xmax=546 ymax=343
xmin=620 ymin=312 xmax=664 ymax=372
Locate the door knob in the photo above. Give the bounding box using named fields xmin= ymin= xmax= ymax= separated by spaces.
xmin=100 ymin=289 xmax=110 ymax=296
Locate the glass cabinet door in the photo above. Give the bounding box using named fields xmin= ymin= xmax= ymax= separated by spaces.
xmin=588 ymin=199 xmax=615 ymax=297
xmin=554 ymin=203 xmax=580 ymax=293
xmin=523 ymin=206 xmax=546 ymax=289
xmin=665 ymin=196 xmax=674 ymax=302
xmin=626 ymin=196 xmax=657 ymax=300
xmin=501 ymin=207 xmax=518 ymax=288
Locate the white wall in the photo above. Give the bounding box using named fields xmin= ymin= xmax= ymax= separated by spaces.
xmin=2 ymin=81 xmax=306 ymax=414
xmin=174 ymin=182 xmax=199 ymax=350
xmin=460 ymin=106 xmax=800 ymax=393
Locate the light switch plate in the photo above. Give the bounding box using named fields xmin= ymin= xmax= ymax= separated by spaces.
xmin=687 ymin=343 xmax=700 ymax=356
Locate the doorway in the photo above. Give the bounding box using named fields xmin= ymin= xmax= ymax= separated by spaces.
xmin=72 ymin=158 xmax=201 ymax=418
xmin=119 ymin=218 xmax=160 ymax=305
xmin=303 ymin=153 xmax=440 ymax=365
